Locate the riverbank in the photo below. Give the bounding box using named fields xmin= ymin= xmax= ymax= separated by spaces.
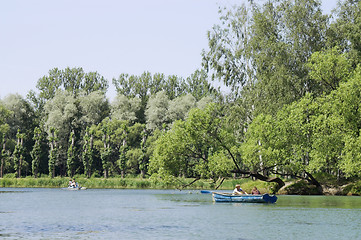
xmin=1 ymin=176 xmax=360 ymax=195
xmin=278 ymin=179 xmax=361 ymax=196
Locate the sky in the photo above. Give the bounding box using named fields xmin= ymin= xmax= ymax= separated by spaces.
xmin=0 ymin=0 xmax=338 ymax=101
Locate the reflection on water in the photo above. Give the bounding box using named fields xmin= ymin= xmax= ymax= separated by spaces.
xmin=0 ymin=190 xmax=28 ymax=194
xmin=0 ymin=188 xmax=360 ymax=240
xmin=276 ymin=195 xmax=361 ymax=209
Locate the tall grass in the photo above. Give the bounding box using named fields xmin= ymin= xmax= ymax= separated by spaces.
xmin=0 ymin=176 xmax=275 ymax=193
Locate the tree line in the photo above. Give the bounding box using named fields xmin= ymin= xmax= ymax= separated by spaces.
xmin=1 ymin=0 xmax=361 ymax=192
xmin=0 ymin=66 xmax=218 ymax=179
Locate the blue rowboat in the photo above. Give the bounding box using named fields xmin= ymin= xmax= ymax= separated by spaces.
xmin=212 ymin=192 xmax=277 ymax=203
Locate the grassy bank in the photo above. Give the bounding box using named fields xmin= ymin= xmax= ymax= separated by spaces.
xmin=0 ymin=176 xmax=276 ymax=193
xmin=2 ymin=175 xmax=359 ymax=195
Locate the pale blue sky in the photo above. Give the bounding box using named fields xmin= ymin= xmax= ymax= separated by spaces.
xmin=0 ymin=0 xmax=338 ymax=100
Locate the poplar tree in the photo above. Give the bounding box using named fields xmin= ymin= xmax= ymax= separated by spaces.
xmin=13 ymin=130 xmax=25 ymax=178
xmin=31 ymin=127 xmax=42 ymax=178
xmin=48 ymin=128 xmax=58 ymax=178
xmin=82 ymin=127 xmax=94 ymax=178
xmin=67 ymin=130 xmax=76 ymax=177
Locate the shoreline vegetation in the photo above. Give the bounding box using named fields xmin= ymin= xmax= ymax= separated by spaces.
xmin=1 ymin=176 xmax=360 ymax=196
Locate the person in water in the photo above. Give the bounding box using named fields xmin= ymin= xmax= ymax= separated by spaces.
xmin=233 ymin=184 xmax=247 ymax=195
xmin=251 ymin=186 xmax=261 ymax=195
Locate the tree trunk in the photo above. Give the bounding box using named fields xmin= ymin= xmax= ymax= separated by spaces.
xmin=1 ymin=140 xmax=4 ymax=178
xmin=215 ymin=177 xmax=225 ymax=190
xmin=141 ymin=169 xmax=145 ymax=179
xmin=305 ymin=171 xmax=323 ymax=193
xmin=0 ymin=158 xmax=3 ymax=178
xmin=18 ymin=155 xmax=22 ymax=178
xmin=250 ymin=172 xmax=285 ymax=192
xmin=232 ymin=170 xmax=285 ymax=193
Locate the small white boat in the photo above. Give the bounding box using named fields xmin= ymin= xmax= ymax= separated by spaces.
xmin=62 ymin=186 xmax=87 ymax=190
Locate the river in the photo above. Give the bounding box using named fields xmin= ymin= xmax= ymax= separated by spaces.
xmin=1 ymin=188 xmax=360 ymax=240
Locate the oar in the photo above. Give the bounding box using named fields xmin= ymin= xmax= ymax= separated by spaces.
xmin=200 ymin=190 xmax=212 ymax=194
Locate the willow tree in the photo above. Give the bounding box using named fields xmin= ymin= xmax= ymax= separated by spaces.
xmin=328 ymin=0 xmax=361 ymax=67
xmin=166 ymin=94 xmax=196 ymax=123
xmin=242 ymin=95 xmax=322 ymax=190
xmin=325 ymin=66 xmax=361 ymax=177
xmin=149 ymin=102 xmax=286 ymax=189
xmin=112 ymin=72 xmax=161 ymax=123
xmin=202 ymin=0 xmax=329 ymax=114
xmin=145 ymin=91 xmax=170 ymax=131
xmin=44 ymin=90 xmax=79 ymax=176
xmin=111 ymin=94 xmax=141 ymax=123
xmin=2 ymin=94 xmax=37 ymax=176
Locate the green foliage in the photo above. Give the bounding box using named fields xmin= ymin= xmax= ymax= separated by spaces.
xmin=111 ymin=94 xmax=141 ymax=123
xmin=126 ymin=148 xmax=142 ymax=175
xmin=48 ymin=128 xmax=58 ymax=178
xmin=167 ymin=94 xmax=196 ymax=123
xmin=342 ymin=180 xmax=361 ymax=196
xmin=118 ymin=144 xmax=128 ymax=177
xmin=13 ymin=130 xmax=25 ymax=178
xmin=184 ymin=69 xmax=217 ymax=101
xmin=208 ymin=151 xmax=234 ymax=178
xmin=67 ymin=131 xmax=76 ymax=177
xmin=203 ymin=0 xmax=329 ymax=113
xmin=149 ymin=103 xmax=240 ymax=181
xmin=241 ymin=113 xmax=280 ymax=172
xmin=307 ymin=47 xmax=352 ymax=93
xmin=145 ymin=91 xmax=170 ymax=131
xmin=2 ymin=94 xmax=37 ymax=176
xmin=330 ymin=0 xmax=361 ymax=66
xmin=78 ymin=90 xmax=110 ymax=126
xmin=0 ymin=102 xmax=11 ymax=136
xmin=31 ymin=127 xmax=42 ymax=178
xmin=37 ymin=67 xmax=108 ymax=102
xmin=82 ymin=128 xmax=94 ymax=178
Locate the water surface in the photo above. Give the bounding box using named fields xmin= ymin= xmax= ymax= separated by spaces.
xmin=1 ymin=188 xmax=360 ymax=239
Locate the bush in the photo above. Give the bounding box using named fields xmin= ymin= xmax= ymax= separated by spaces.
xmin=313 ymin=172 xmax=349 ymax=186
xmin=279 ymin=180 xmax=322 ymax=195
xmin=3 ymin=173 xmax=16 ymax=178
xmin=135 ymin=180 xmax=151 ymax=189
xmin=342 ymin=180 xmax=361 ymax=196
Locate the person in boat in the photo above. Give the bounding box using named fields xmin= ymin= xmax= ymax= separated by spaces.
xmin=233 ymin=184 xmax=247 ymax=195
xmin=70 ymin=179 xmax=77 ymax=188
xmin=68 ymin=179 xmax=72 ymax=187
xmin=251 ymin=186 xmax=261 ymax=195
